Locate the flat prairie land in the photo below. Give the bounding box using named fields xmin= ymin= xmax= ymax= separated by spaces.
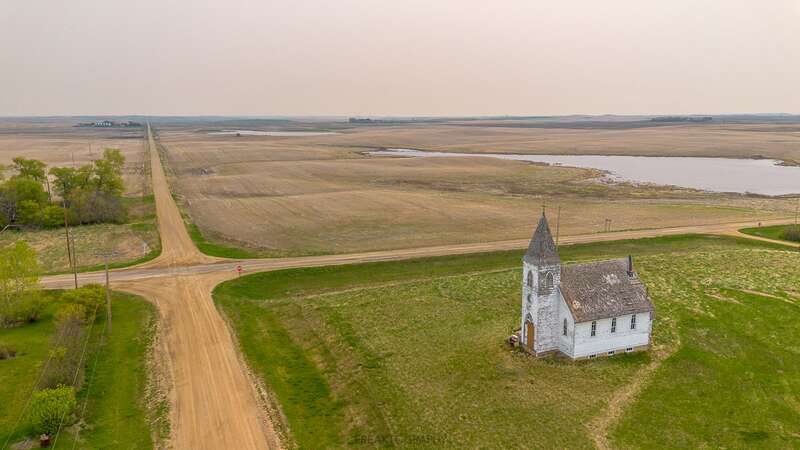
xmin=214 ymin=235 xmax=800 ymax=449
xmin=0 ymin=122 xmax=157 ymax=271
xmin=319 ymin=122 xmax=800 ymax=163
xmin=0 ymin=122 xmax=147 ymax=196
xmin=157 ymin=123 xmax=797 ymax=256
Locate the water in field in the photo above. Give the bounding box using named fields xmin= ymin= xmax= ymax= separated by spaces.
xmin=209 ymin=129 xmax=339 ymax=136
xmin=371 ymin=148 xmax=800 ymax=196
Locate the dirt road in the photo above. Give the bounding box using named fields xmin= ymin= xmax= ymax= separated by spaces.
xmin=36 ymin=125 xmax=797 ymax=449
xmin=114 ymin=127 xmax=280 ymax=450
xmin=41 ymin=217 xmax=797 ymax=290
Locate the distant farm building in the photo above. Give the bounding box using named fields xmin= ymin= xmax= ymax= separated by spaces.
xmin=519 ymin=213 xmax=654 ymax=360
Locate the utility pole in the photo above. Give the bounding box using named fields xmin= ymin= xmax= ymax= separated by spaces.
xmin=95 ymin=250 xmax=118 ymax=332
xmin=555 ymin=205 xmax=561 ymax=247
xmin=105 ymin=254 xmax=111 ymax=332
xmin=62 ymin=199 xmax=78 ymax=289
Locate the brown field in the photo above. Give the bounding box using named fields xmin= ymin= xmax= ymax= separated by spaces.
xmin=0 ymin=121 xmax=155 ymax=271
xmin=279 ymin=120 xmax=800 ymax=163
xmin=156 ymin=121 xmax=798 ymax=256
xmin=0 ymin=121 xmax=147 ymax=196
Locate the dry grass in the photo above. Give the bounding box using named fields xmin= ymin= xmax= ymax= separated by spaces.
xmin=156 ymin=124 xmax=797 ymax=256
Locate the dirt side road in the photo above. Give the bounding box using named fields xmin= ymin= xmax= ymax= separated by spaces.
xmin=123 ymin=127 xmax=279 ymax=450
xmin=40 ymin=217 xmax=797 ymax=290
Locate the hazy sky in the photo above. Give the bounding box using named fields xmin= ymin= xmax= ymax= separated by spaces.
xmin=2 ymin=0 xmax=799 ymax=116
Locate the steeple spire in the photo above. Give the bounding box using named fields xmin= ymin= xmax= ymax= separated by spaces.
xmin=524 ymin=212 xmax=560 ymax=265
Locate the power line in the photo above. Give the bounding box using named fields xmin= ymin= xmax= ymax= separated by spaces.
xmin=1 ymin=318 xmax=72 ymax=449
xmin=50 ymin=301 xmax=103 ymax=449
xmin=70 ymin=313 xmax=109 ymax=450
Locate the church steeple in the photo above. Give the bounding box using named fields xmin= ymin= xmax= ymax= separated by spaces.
xmin=524 ymin=212 xmax=560 ymax=266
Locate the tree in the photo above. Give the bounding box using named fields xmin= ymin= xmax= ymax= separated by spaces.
xmin=49 ymin=166 xmax=77 ymax=199
xmin=29 ymin=386 xmax=77 ymax=437
xmin=0 ymin=177 xmax=48 ymax=225
xmin=0 ymin=241 xmax=43 ymax=327
xmin=93 ymin=149 xmax=125 ymax=196
xmin=11 ymin=157 xmax=46 ymax=184
xmin=69 ymin=189 xmax=126 ymax=224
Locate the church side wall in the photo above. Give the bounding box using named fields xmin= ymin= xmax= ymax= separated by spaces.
xmin=557 ymin=295 xmax=575 ymax=357
xmin=573 ymin=313 xmax=651 ymax=358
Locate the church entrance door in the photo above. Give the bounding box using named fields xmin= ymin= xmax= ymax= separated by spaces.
xmin=526 ymin=320 xmax=535 ymax=351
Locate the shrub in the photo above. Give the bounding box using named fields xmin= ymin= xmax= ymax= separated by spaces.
xmin=39 ymin=311 xmax=85 ymax=389
xmin=0 ymin=342 xmax=16 ymax=360
xmin=17 ymin=199 xmax=42 ymax=225
xmin=0 ymin=292 xmax=44 ymax=326
xmin=61 ymin=284 xmax=106 ymax=322
xmin=40 ymin=205 xmax=65 ymax=228
xmin=781 ymin=225 xmax=800 ymax=243
xmin=0 ymin=241 xmax=42 ymax=327
xmin=69 ymin=189 xmax=126 ymax=224
xmin=55 ymin=303 xmax=88 ymax=325
xmin=29 ymin=386 xmax=77 ymax=437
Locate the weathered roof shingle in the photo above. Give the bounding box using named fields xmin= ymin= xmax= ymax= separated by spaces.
xmin=560 ymin=258 xmax=654 ymax=322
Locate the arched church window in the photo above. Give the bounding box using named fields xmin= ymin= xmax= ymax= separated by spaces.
xmin=563 ymin=318 xmax=568 ymax=336
xmin=539 ymin=271 xmax=554 ymax=293
xmin=526 ymin=271 xmax=533 ymax=288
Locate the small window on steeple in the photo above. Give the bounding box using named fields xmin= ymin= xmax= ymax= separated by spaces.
xmin=539 ymin=271 xmax=554 ymax=293
xmin=526 ymin=271 xmax=533 ymax=288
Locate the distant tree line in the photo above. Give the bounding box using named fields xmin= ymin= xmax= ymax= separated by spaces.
xmin=0 ymin=149 xmax=127 ymax=229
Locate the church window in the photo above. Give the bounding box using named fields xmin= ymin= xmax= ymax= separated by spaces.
xmin=563 ymin=318 xmax=567 ymax=336
xmin=539 ymin=271 xmax=554 ymax=293
xmin=526 ymin=293 xmax=531 ymax=307
xmin=526 ymin=271 xmax=533 ymax=288
xmin=590 ymin=321 xmax=597 ymax=337
xmin=630 ymin=314 xmax=637 ymax=330
xmin=611 ymin=317 xmax=617 ymax=333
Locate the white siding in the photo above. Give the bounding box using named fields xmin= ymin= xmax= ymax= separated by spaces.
xmin=573 ymin=312 xmax=651 ymax=358
xmin=556 ymin=295 xmax=575 ymax=357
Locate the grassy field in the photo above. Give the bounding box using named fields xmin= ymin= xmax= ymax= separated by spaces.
xmin=158 ymin=124 xmax=796 ymax=257
xmin=740 ymin=224 xmax=800 ymax=243
xmin=214 ymin=234 xmax=800 ymax=448
xmin=0 ymin=195 xmax=160 ymax=274
xmin=0 ymin=291 xmax=156 ymax=448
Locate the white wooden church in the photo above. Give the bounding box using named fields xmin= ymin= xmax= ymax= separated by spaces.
xmin=520 ymin=212 xmax=654 ymax=360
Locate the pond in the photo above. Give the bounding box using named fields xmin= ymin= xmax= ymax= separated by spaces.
xmin=370 ymin=149 xmax=800 ymax=196
xmin=208 ymin=129 xmax=339 ymax=137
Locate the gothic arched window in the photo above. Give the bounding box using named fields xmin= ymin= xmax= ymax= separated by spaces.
xmin=526 ymin=271 xmax=533 ymax=288
xmin=563 ymin=318 xmax=568 ymax=336
xmin=539 ymin=271 xmax=554 ymax=293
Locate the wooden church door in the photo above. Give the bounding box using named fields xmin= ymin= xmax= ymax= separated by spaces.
xmin=526 ymin=321 xmax=535 ymax=351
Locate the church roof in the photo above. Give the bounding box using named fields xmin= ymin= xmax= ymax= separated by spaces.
xmin=524 ymin=213 xmax=560 ymax=266
xmin=560 ymin=258 xmax=654 ymax=322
